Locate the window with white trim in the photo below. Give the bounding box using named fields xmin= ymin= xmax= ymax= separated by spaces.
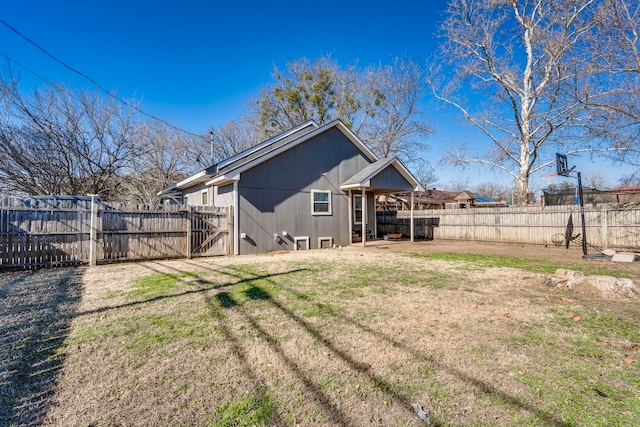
xmin=311 ymin=189 xmax=332 ymax=215
xmin=201 ymin=190 xmax=208 ymax=205
xmin=353 ymin=194 xmax=363 ymax=224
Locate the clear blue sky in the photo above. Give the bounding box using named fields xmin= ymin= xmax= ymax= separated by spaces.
xmin=1 ymin=0 xmax=448 ymax=129
xmin=0 ymin=0 xmax=632 ymax=191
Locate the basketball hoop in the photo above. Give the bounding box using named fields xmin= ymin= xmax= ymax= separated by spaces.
xmin=541 ymin=173 xmax=558 ymax=187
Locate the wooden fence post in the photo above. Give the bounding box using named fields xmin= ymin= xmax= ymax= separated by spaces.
xmin=89 ymin=195 xmax=98 ymax=266
xmin=186 ymin=206 xmax=192 ymax=259
xmin=602 ymin=205 xmax=608 ymax=249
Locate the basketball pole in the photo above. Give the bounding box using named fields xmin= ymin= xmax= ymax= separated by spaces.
xmin=577 ymin=171 xmax=588 ymax=257
xmin=556 ymin=153 xmax=588 ymax=258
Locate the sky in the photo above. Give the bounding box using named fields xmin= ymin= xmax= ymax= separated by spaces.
xmin=0 ymin=0 xmax=634 ymax=192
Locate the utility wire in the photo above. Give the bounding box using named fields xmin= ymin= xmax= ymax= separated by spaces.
xmin=0 ymin=17 xmax=206 ymax=140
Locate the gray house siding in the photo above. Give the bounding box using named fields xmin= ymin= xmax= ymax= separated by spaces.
xmin=182 ymin=183 xmax=211 ymax=206
xmin=214 ymin=184 xmax=235 ymax=208
xmin=237 ymin=127 xmax=372 ymax=254
xmin=370 ymin=167 xmax=415 ymax=193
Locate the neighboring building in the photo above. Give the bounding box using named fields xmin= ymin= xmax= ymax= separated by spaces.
xmin=378 ymin=189 xmax=458 ymax=211
xmin=158 ymin=120 xmax=424 ymax=254
xmin=379 ymin=189 xmax=506 ymax=211
xmin=543 ymin=186 xmax=640 ymax=206
xmin=447 ymin=190 xmax=505 ymax=209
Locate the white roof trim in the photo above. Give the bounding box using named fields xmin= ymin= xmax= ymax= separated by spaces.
xmin=341 ymin=182 xmax=370 ymax=190
xmin=206 ymin=173 xmax=240 ymax=187
xmin=157 ymin=183 xmax=177 ymax=196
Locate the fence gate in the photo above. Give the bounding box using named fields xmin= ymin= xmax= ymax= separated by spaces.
xmin=189 ymin=208 xmax=229 ymax=257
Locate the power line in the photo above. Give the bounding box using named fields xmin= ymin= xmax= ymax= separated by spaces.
xmin=0 ymin=17 xmax=206 ymax=140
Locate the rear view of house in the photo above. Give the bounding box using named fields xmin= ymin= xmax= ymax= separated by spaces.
xmin=159 ymin=120 xmax=424 ymax=255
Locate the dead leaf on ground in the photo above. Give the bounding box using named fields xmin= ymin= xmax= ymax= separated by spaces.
xmin=501 ymin=312 xmax=510 ymax=318
xmin=629 ymin=344 xmax=638 ymax=352
xmin=598 ymin=339 xmax=611 ymax=346
xmin=571 ymin=314 xmax=581 ymax=322
xmin=560 ymin=297 xmax=575 ymax=303
xmin=622 ymin=358 xmax=633 ymax=365
xmin=471 ymin=304 xmax=478 ymax=310
xmin=358 ymin=362 xmax=372 ymax=372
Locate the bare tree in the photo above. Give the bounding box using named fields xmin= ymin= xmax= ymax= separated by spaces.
xmin=209 ymin=119 xmax=262 ymax=160
xmin=121 ymin=123 xmax=198 ymax=204
xmin=252 ymin=55 xmax=432 ymax=168
xmin=431 ymin=0 xmax=607 ymax=205
xmin=359 ymin=55 xmax=432 ymax=161
xmin=473 ymin=182 xmax=512 ymax=201
xmin=0 ymin=73 xmax=145 ymax=199
xmin=585 ymin=0 xmax=640 ymax=163
xmin=252 ymin=56 xmax=347 ymax=135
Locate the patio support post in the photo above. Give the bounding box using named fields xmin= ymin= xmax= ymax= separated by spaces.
xmin=362 ymin=187 xmax=367 ymax=247
xmin=348 ymin=189 xmax=353 ymax=244
xmin=410 ymin=191 xmax=415 ymax=242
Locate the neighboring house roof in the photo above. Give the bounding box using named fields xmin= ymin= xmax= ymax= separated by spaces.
xmin=453 ymin=190 xmax=497 ymax=203
xmin=392 ymin=189 xmax=459 ymax=205
xmin=475 ymin=195 xmax=498 ymax=203
xmin=455 ymin=190 xmax=476 ymax=201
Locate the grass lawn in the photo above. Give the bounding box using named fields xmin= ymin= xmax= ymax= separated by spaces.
xmin=2 ymin=247 xmax=639 ymax=426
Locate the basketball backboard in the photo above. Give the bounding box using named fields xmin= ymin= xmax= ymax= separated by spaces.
xmin=556 ymin=153 xmax=571 ymax=177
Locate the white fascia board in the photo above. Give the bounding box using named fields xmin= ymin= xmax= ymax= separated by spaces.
xmin=175 ymin=170 xmax=210 ymax=190
xmin=157 ymin=183 xmax=177 ymax=196
xmin=340 ymin=181 xmax=370 ymax=190
xmin=206 ymin=173 xmax=240 ymax=187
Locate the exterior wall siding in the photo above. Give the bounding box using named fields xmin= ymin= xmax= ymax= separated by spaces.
xmin=237 ymin=127 xmax=372 ymax=254
xmin=370 ymin=166 xmax=414 ymax=193
xmin=182 ymin=183 xmax=211 ymax=206
xmin=214 ymin=184 xmax=235 ymax=208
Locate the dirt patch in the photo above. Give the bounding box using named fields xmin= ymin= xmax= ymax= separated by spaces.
xmin=384 ymin=239 xmax=640 ymax=277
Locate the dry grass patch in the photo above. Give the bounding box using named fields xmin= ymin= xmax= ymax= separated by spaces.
xmin=2 ymin=247 xmax=639 ymax=426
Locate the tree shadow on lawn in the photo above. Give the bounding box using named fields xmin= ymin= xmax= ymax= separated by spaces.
xmin=0 ymin=267 xmax=84 ymax=426
xmin=206 ymin=267 xmax=574 ymax=427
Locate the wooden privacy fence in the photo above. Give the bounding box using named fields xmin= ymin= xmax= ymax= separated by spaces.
xmin=391 ymin=204 xmax=640 ymax=251
xmin=376 ymin=213 xmax=439 ymax=240
xmin=0 ymin=196 xmax=230 ymax=269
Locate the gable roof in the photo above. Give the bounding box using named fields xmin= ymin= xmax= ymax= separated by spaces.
xmin=158 ymin=119 xmax=422 ymax=196
xmin=204 ymin=119 xmax=378 ymax=187
xmin=158 ymin=120 xmax=320 ymax=195
xmin=341 ymin=157 xmax=425 ymax=193
xmin=215 ymin=120 xmax=320 ymax=176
